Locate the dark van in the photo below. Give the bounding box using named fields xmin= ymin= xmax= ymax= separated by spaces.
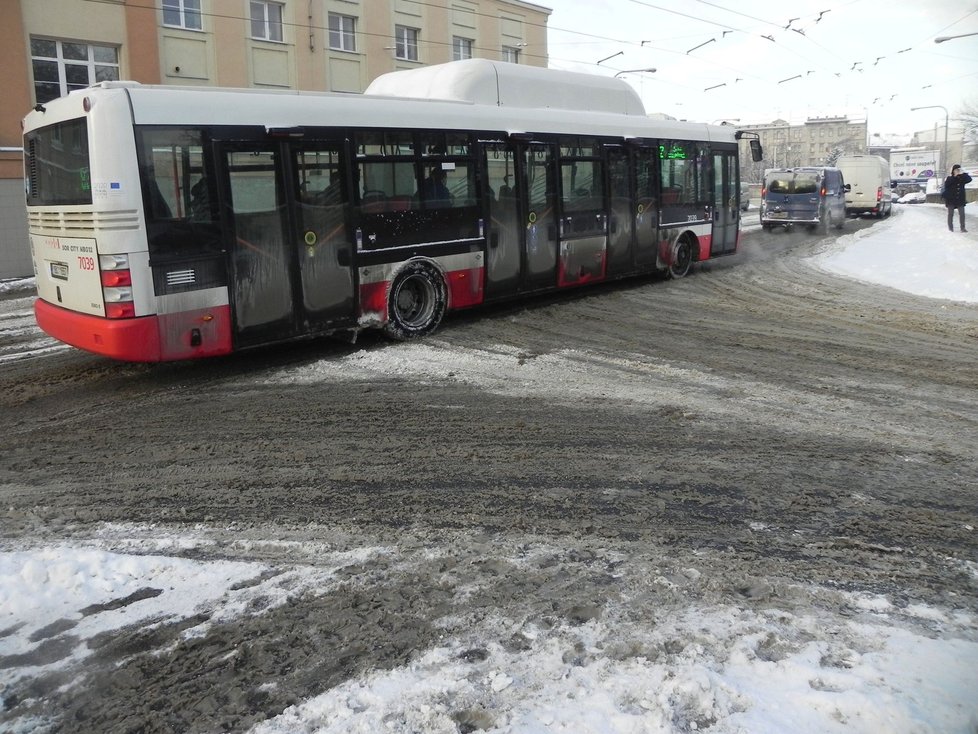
xmin=760 ymin=167 xmax=846 ymax=232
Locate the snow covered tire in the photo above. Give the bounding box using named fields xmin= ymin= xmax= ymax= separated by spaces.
xmin=384 ymin=261 xmax=447 ymax=340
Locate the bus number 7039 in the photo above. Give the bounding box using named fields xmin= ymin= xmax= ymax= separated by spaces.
xmin=23 ymin=59 xmax=762 ymax=362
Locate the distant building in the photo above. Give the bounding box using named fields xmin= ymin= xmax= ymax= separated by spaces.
xmin=738 ymin=115 xmax=868 ymax=183
xmin=0 ymin=0 xmax=551 ymax=278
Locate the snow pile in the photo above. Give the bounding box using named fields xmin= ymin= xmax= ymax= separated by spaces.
xmin=813 ymin=202 xmax=978 ymax=303
xmin=252 ymin=602 xmax=978 ymax=734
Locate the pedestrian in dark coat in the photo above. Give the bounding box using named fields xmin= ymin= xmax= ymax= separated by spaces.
xmin=942 ymin=164 xmax=972 ymax=232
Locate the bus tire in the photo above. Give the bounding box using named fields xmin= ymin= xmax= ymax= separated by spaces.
xmin=669 ymin=237 xmax=694 ymax=279
xmin=384 ymin=260 xmax=447 ymax=340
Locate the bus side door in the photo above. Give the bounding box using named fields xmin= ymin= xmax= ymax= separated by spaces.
xmin=605 ymin=145 xmax=632 ymax=275
xmin=483 ymin=140 xmax=558 ymax=297
xmin=522 ymin=142 xmax=559 ymax=292
xmin=711 ymin=150 xmax=738 ymax=256
xmin=218 ymin=140 xmax=355 ymax=348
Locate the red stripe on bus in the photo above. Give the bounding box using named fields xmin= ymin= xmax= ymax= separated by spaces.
xmin=35 ymin=299 xmax=163 ymax=362
xmin=446 ymin=266 xmax=484 ymax=309
xmin=696 ymin=234 xmax=711 ymax=260
xmin=157 ymin=305 xmax=232 ymax=361
xmin=359 ymin=281 xmax=389 ymax=322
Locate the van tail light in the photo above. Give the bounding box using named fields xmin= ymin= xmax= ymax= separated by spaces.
xmin=876 ymin=187 xmax=883 ymax=202
xmin=820 ymin=186 xmax=827 ymax=197
xmin=761 ymin=187 xmax=767 ymax=198
xmin=99 ymin=254 xmax=134 ymax=319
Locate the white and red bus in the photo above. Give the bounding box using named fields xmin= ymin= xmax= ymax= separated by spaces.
xmin=23 ymin=59 xmax=761 ymax=362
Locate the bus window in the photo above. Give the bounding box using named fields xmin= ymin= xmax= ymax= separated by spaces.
xmin=138 ymin=129 xmax=210 ymax=220
xmin=358 ymin=160 xmax=416 ymax=212
xmin=25 ymin=118 xmax=92 ymax=206
xmin=561 ymin=159 xmax=601 ymax=211
xmin=659 ymin=141 xmax=695 ymax=204
xmin=419 ymin=161 xmax=476 ymax=209
xmin=136 ymin=127 xmax=221 ymax=257
xmin=227 ymin=151 xmax=278 ymax=212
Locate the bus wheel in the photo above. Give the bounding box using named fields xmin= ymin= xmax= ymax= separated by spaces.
xmin=384 ymin=261 xmax=447 ymax=340
xmin=669 ymin=238 xmax=693 ymax=279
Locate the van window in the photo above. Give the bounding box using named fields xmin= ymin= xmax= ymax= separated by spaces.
xmin=765 ymin=170 xmax=818 ymax=195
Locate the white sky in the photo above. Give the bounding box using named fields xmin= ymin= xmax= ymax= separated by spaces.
xmin=2 ymin=203 xmax=978 ymax=732
xmin=542 ymin=0 xmax=978 ymax=139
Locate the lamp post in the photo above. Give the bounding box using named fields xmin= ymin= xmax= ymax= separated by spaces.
xmin=910 ymin=105 xmax=949 ymax=179
xmin=614 ymin=67 xmax=657 ymax=78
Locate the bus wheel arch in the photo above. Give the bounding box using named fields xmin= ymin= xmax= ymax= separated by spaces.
xmin=384 ymin=259 xmax=448 ymax=340
xmin=669 ymin=233 xmax=696 ymax=279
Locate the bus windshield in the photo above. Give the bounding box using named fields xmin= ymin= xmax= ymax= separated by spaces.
xmin=25 ymin=118 xmax=93 ymax=206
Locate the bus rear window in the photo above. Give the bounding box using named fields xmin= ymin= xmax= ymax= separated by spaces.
xmin=25 ymin=118 xmax=92 ymax=206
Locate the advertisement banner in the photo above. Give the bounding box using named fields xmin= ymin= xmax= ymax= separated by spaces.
xmin=890 ymin=150 xmax=940 ymax=183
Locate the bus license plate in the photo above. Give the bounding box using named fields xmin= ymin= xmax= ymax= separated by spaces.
xmin=50 ymin=261 xmax=69 ymax=280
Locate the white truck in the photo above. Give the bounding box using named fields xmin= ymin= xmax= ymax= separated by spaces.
xmin=837 ymin=155 xmax=893 ymax=219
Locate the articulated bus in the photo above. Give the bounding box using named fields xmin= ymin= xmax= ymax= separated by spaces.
xmin=23 ymin=59 xmax=762 ymax=362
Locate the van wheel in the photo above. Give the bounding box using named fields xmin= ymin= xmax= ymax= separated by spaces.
xmin=669 ymin=237 xmax=694 ymax=279
xmin=384 ymin=261 xmax=447 ymax=340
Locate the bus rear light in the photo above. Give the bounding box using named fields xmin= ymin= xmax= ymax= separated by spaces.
xmin=103 ymin=286 xmax=133 ymax=302
xmin=99 ymin=254 xmax=135 ymax=317
xmin=99 ymin=254 xmax=129 ymax=270
xmin=105 ymin=302 xmax=136 ymax=319
xmin=101 ymin=270 xmax=132 ymax=287
xmin=102 ymin=284 xmax=134 ymax=319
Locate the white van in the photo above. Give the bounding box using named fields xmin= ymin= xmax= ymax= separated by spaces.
xmin=837 ymin=155 xmax=893 ymax=218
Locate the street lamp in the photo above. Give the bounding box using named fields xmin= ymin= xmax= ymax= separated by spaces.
xmin=614 ymin=67 xmax=657 ymax=78
xmin=935 ymin=32 xmax=978 ymax=43
xmin=910 ymin=105 xmax=949 ymax=178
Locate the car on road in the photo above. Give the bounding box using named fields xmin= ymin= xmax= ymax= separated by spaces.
xmin=897 ymin=191 xmax=927 ymax=204
xmin=740 ymin=184 xmax=751 ymax=211
xmin=760 ymin=167 xmax=846 ymax=232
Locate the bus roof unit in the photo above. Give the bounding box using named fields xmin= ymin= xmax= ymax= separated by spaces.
xmin=364 ymin=59 xmax=648 ymax=116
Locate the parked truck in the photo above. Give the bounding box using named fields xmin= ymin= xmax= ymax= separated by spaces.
xmin=837 ymin=155 xmax=893 ymax=219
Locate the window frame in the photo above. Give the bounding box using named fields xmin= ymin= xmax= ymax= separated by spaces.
xmin=328 ymin=13 xmax=357 ymax=52
xmin=30 ymin=37 xmax=121 ymax=105
xmin=250 ymin=0 xmax=285 ymax=43
xmin=452 ymin=36 xmax=473 ymax=61
xmin=162 ymin=0 xmax=202 ymax=30
xmin=394 ymin=25 xmax=419 ymax=62
xmin=501 ymin=46 xmax=520 ymax=63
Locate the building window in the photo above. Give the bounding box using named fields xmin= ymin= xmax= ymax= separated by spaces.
xmin=452 ymin=36 xmax=473 ymax=61
xmin=501 ymin=45 xmax=520 ymax=63
xmin=162 ymin=0 xmax=202 ymax=30
xmin=251 ymin=1 xmax=284 ymax=42
xmin=328 ymin=14 xmax=356 ymax=52
xmin=395 ymin=25 xmax=419 ymax=61
xmin=30 ymin=38 xmax=120 ymax=105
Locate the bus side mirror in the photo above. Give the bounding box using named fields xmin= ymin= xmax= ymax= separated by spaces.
xmin=750 ymin=139 xmax=763 ymax=162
